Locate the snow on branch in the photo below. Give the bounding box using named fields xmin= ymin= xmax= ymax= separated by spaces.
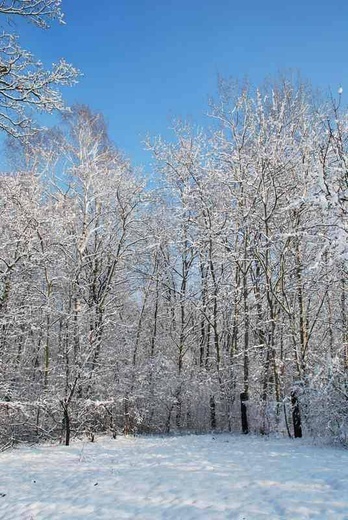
xmin=0 ymin=32 xmax=79 ymax=137
xmin=0 ymin=0 xmax=64 ymax=28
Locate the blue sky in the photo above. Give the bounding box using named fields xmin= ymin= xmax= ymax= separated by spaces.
xmin=8 ymin=0 xmax=348 ymax=170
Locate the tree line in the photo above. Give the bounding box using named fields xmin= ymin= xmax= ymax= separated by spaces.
xmin=0 ymin=81 xmax=347 ymax=445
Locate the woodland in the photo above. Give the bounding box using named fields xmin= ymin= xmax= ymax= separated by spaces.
xmin=0 ymin=1 xmax=347 ymax=447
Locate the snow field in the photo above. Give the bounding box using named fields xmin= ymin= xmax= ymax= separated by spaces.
xmin=0 ymin=434 xmax=348 ymax=519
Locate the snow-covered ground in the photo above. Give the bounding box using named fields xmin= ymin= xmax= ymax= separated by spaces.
xmin=0 ymin=434 xmax=348 ymax=519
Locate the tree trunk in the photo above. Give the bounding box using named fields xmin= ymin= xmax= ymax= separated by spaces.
xmin=62 ymin=403 xmax=71 ymax=446
xmin=291 ymin=390 xmax=302 ymax=438
xmin=210 ymin=395 xmax=217 ymax=430
xmin=240 ymin=392 xmax=249 ymax=434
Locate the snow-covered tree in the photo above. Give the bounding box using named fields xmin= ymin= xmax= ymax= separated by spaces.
xmin=0 ymin=0 xmax=79 ymax=137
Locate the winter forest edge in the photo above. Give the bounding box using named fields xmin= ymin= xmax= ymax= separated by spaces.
xmin=0 ymin=3 xmax=347 ymax=449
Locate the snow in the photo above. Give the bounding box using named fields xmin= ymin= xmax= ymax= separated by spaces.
xmin=0 ymin=434 xmax=348 ymax=519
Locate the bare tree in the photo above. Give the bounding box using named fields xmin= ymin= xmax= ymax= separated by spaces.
xmin=0 ymin=0 xmax=78 ymax=137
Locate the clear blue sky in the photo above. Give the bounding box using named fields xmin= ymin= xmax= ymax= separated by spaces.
xmin=11 ymin=0 xmax=348 ymax=170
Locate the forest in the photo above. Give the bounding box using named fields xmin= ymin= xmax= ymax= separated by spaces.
xmin=0 ymin=2 xmax=347 ymax=448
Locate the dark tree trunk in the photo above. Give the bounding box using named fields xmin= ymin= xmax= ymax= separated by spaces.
xmin=240 ymin=392 xmax=249 ymax=434
xmin=63 ymin=405 xmax=70 ymax=446
xmin=291 ymin=390 xmax=302 ymax=438
xmin=210 ymin=395 xmax=216 ymax=430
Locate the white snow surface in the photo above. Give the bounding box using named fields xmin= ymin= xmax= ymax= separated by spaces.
xmin=1 ymin=434 xmax=348 ymax=519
